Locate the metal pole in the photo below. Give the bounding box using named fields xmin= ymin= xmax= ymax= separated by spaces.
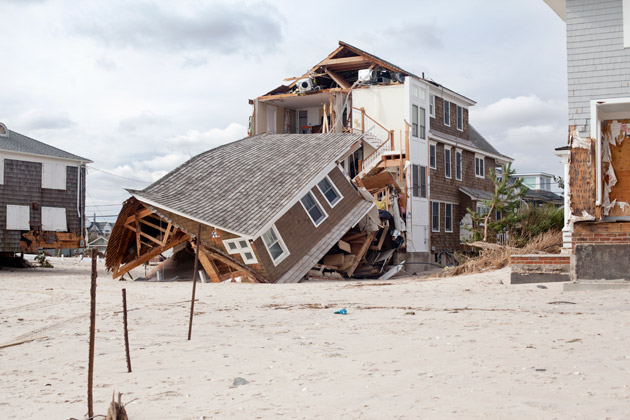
xmin=87 ymin=248 xmax=97 ymax=418
xmin=122 ymin=288 xmax=132 ymax=373
xmin=187 ymin=223 xmax=202 ymax=340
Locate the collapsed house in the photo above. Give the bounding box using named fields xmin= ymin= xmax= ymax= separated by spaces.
xmin=0 ymin=122 xmax=91 ymax=258
xmin=545 ymin=0 xmax=630 ymax=283
xmin=106 ymin=133 xmax=407 ymax=283
xmin=250 ymin=41 xmax=511 ymax=267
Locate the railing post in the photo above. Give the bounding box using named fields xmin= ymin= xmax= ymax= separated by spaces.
xmin=360 ymin=107 xmax=365 ymax=133
xmin=358 ymin=160 xmax=363 ymax=173
xmin=390 ymin=130 xmax=395 ymax=149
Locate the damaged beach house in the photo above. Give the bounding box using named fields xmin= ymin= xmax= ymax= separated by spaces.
xmin=0 ymin=122 xmax=91 ymax=262
xmin=545 ymin=0 xmax=630 ymax=284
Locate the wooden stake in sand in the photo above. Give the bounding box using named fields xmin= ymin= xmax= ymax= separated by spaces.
xmin=187 ymin=223 xmax=202 ymax=341
xmin=122 ymin=288 xmax=132 ymax=373
xmin=88 ymin=248 xmax=97 ymax=419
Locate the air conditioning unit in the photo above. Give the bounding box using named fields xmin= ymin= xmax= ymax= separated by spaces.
xmin=358 ymin=69 xmax=374 ymax=84
xmin=297 ymin=77 xmax=315 ymax=93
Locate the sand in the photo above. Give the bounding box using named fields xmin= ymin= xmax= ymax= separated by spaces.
xmin=1 ymin=257 xmax=630 ymax=419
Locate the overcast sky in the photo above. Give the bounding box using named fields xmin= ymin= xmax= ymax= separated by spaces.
xmin=0 ymin=0 xmax=567 ymax=220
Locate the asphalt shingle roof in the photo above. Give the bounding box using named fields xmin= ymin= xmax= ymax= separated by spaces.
xmin=430 ymin=125 xmax=511 ymax=160
xmin=131 ymin=133 xmax=362 ymax=238
xmin=0 ymin=129 xmax=91 ymax=162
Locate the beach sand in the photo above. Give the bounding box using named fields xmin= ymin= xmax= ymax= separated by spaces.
xmin=1 ymin=257 xmax=629 ymax=419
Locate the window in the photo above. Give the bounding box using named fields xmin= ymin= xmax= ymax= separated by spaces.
xmin=495 ymin=167 xmax=503 ymax=182
xmin=431 ymin=201 xmax=440 ymax=232
xmin=419 ymin=107 xmax=426 ymax=139
xmin=444 ymin=146 xmax=452 ymax=179
xmin=455 ymin=150 xmax=462 ymax=181
xmin=262 ymin=226 xmax=289 ymax=265
xmin=429 ymin=94 xmax=435 ymax=117
xmin=223 ymin=237 xmax=258 ymax=264
xmin=41 ymin=207 xmax=67 ymax=231
xmin=42 ymin=162 xmax=66 ymax=190
xmin=445 ymin=203 xmax=453 ymax=233
xmin=496 ymin=209 xmax=503 ymax=221
xmin=475 ymin=155 xmax=485 ymax=178
xmin=429 ymin=143 xmax=436 ymax=169
xmin=267 ymin=106 xmax=277 ymax=133
xmin=0 ymin=123 xmax=7 ymax=136
xmin=6 ymin=205 xmax=29 ymax=230
xmin=412 ymin=105 xmax=418 ymax=137
xmin=316 ymin=176 xmax=343 ymax=207
xmin=412 ymin=165 xmax=427 ymax=198
xmin=443 ymin=99 xmax=451 ymax=126
xmin=476 ymin=202 xmax=489 ymax=216
xmin=300 ymin=191 xmax=327 ymax=226
xmin=0 ymin=158 xmax=3 ymax=185
xmin=456 ymin=105 xmax=463 ymax=131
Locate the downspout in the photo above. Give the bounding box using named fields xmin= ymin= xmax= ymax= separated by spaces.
xmin=590 ymin=101 xmax=602 ymax=207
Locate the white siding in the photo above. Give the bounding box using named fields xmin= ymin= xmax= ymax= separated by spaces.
xmin=42 ymin=162 xmax=66 ymax=190
xmin=41 ymin=207 xmax=67 ymax=231
xmin=567 ymin=0 xmax=630 ymax=135
xmin=6 ymin=205 xmax=30 ymax=230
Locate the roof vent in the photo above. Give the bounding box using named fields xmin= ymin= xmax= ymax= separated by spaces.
xmin=0 ymin=123 xmax=7 ymax=137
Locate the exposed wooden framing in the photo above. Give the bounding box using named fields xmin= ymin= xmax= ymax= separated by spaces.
xmin=343 ymin=231 xmax=367 ymax=242
xmin=322 ymin=56 xmax=370 ymax=66
xmin=324 ymin=68 xmax=351 ymax=89
xmin=200 ymin=244 xmax=267 ymax=283
xmin=371 ymin=221 xmax=389 ymax=251
xmin=135 ymin=214 xmax=141 ymax=257
xmin=125 ymin=224 xmax=165 ymax=247
xmin=163 ymin=222 xmax=173 ymax=244
xmin=347 ymin=231 xmax=377 ymax=278
xmin=191 ymin=243 xmax=220 ymax=283
xmin=114 ymin=234 xmax=190 ymax=279
xmin=137 ymin=217 xmax=167 ymax=233
xmin=125 ymin=208 xmax=153 ymax=225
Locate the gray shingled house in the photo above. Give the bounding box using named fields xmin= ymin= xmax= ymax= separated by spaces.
xmin=0 ymin=122 xmax=91 ymax=255
xmin=106 ymin=133 xmax=378 ymax=283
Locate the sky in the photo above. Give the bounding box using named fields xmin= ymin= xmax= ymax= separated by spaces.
xmin=0 ymin=0 xmax=568 ymax=220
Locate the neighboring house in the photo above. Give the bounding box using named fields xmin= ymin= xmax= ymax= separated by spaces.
xmin=87 ymin=218 xmax=113 ymax=238
xmin=87 ymin=235 xmax=108 ymax=255
xmin=250 ymin=41 xmax=511 ymax=265
xmin=544 ymin=0 xmax=630 ymax=281
xmin=511 ymin=172 xmax=563 ymax=206
xmin=106 ymin=133 xmax=379 ymax=283
xmin=0 ymin=122 xmax=91 ymax=255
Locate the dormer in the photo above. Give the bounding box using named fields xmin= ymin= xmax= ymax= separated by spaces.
xmin=0 ymin=122 xmax=7 ymax=137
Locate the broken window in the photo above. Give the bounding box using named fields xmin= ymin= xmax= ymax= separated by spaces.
xmin=475 ymin=156 xmax=485 ymax=178
xmin=223 ymin=237 xmax=259 ymax=264
xmin=317 ymin=176 xmax=342 ymax=207
xmin=430 ymin=143 xmax=436 ymax=169
xmin=456 ymin=150 xmax=462 ymax=181
xmin=444 ymin=147 xmax=452 ymax=179
xmin=431 ymin=201 xmax=440 ymax=232
xmin=443 ymin=99 xmax=451 ymax=126
xmin=262 ymin=226 xmax=289 ymax=264
xmin=300 ymin=191 xmax=327 ymax=226
xmin=456 ymin=105 xmax=463 ymax=131
xmin=445 ymin=203 xmax=453 ymax=232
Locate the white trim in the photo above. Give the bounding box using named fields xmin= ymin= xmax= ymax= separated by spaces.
xmin=624 ymin=0 xmax=630 ymax=48
xmin=456 ymin=105 xmax=463 ymax=131
xmin=428 ymin=132 xmax=512 ymax=163
xmin=299 ymin=190 xmax=328 ymax=227
xmin=445 ymin=203 xmax=453 ymax=233
xmin=131 ymin=193 xmax=254 ymax=240
xmin=443 ymin=99 xmax=451 ymax=127
xmin=455 ymin=149 xmax=463 ymax=181
xmin=0 ymin=123 xmax=7 ymax=137
xmin=429 ymin=198 xmax=459 ymax=205
xmin=444 ymin=146 xmax=452 ymax=179
xmin=0 ymin=149 xmax=90 ymax=166
xmin=429 ymin=142 xmax=437 ymax=169
xmin=316 ymin=175 xmax=343 ymax=208
xmin=262 ymin=224 xmax=290 ymax=266
xmin=431 ymin=201 xmax=440 ymax=232
xmin=429 ymin=94 xmax=435 ymax=118
xmin=426 ymin=82 xmax=476 ymax=107
xmin=474 ymin=154 xmax=485 ymax=179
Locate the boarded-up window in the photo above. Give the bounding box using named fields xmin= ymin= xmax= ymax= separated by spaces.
xmin=6 ymin=205 xmax=30 ymax=230
xmin=42 ymin=162 xmax=66 ymax=190
xmin=42 ymin=207 xmax=67 ymax=231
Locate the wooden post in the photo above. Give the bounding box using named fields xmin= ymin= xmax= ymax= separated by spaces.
xmin=390 ymin=130 xmax=395 ymax=149
xmin=360 ymin=107 xmax=365 ymax=133
xmin=87 ymin=248 xmax=97 ymax=419
xmin=187 ymin=224 xmax=202 ymax=340
xmin=122 ymin=288 xmax=132 ymax=373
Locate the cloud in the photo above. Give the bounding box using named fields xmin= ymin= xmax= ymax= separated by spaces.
xmin=471 ymin=95 xmax=567 ymax=133
xmin=166 ymin=122 xmax=247 ymax=150
xmin=118 ymin=111 xmax=167 ymax=133
xmin=383 ymin=22 xmax=443 ymax=50
xmin=95 ymin=55 xmax=118 ymax=71
xmin=72 ymin=1 xmax=284 ymax=55
xmin=17 ymin=109 xmax=76 ymax=130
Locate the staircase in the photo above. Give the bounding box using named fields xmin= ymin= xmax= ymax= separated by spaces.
xmin=351 ymin=107 xmax=403 ymax=177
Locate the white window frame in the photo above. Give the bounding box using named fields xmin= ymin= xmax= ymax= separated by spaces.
xmin=444 ymin=146 xmax=452 ymax=179
xmin=411 ymin=104 xmax=419 ymax=138
xmin=300 ymin=191 xmax=328 ymax=227
xmin=42 ymin=162 xmax=67 ymax=190
xmin=6 ymin=204 xmax=30 ymax=230
xmin=455 ymin=149 xmax=463 ymax=181
xmin=443 ymin=99 xmax=451 ymax=126
xmin=475 ymin=155 xmax=485 ymax=178
xmin=419 ymin=106 xmax=426 ymax=139
xmin=445 ymin=203 xmax=453 ymax=233
xmin=0 ymin=158 xmax=3 ymax=185
xmin=431 ymin=201 xmax=440 ymax=232
xmin=261 ymin=225 xmax=290 ymax=266
xmin=456 ymin=105 xmax=463 ymax=131
xmin=223 ymin=237 xmax=259 ymax=264
xmin=316 ymin=175 xmax=343 ymax=208
xmin=41 ymin=206 xmax=67 ymax=232
xmin=429 ymin=142 xmax=436 ymax=169
xmin=429 ymin=94 xmax=435 ymax=117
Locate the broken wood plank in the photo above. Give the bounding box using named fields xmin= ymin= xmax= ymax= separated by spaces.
xmin=114 ymin=234 xmax=190 ymax=278
xmin=163 ymin=222 xmax=173 ymax=244
xmin=371 ymin=221 xmax=389 ymax=251
xmin=324 ymin=68 xmax=351 ymax=89
xmin=347 ymin=231 xmax=377 ymax=278
xmin=192 ymin=244 xmax=221 ymax=283
xmin=124 ymin=208 xmax=153 ymax=225
xmin=342 ymin=231 xmax=367 ymax=242
xmin=137 ymin=217 xmax=168 ymax=233
xmin=337 ymin=239 xmax=352 ymax=253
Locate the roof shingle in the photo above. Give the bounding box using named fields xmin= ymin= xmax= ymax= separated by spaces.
xmin=0 ymin=130 xmax=91 ymax=162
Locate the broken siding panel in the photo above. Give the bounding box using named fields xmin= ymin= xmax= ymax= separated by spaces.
xmin=566 ymin=0 xmax=630 ymax=134
xmin=255 ymin=167 xmax=363 ymax=283
xmin=569 ymin=140 xmax=597 ymax=217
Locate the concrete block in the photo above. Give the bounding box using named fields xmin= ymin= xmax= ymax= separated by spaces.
xmin=511 ymin=272 xmax=570 ymax=285
xmin=564 ymin=281 xmax=630 ymax=291
xmin=574 ymin=244 xmax=630 ymax=281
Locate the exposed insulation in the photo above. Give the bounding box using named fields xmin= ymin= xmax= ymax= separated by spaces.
xmin=602 ymin=120 xmax=630 ymax=217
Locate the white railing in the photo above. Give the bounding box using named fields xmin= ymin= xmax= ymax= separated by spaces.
xmin=352 ymin=107 xmax=392 ymax=147
xmin=360 ymin=141 xmax=392 ymax=176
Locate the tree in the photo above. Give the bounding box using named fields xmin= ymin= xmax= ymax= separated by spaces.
xmin=553 ymin=175 xmax=564 ymax=190
xmin=467 ymin=163 xmax=528 ymax=242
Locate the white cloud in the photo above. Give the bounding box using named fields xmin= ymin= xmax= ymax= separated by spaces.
xmin=17 ymin=109 xmax=76 ymax=130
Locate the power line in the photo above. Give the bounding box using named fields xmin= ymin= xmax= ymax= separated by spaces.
xmin=87 ymin=165 xmax=151 ymax=184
